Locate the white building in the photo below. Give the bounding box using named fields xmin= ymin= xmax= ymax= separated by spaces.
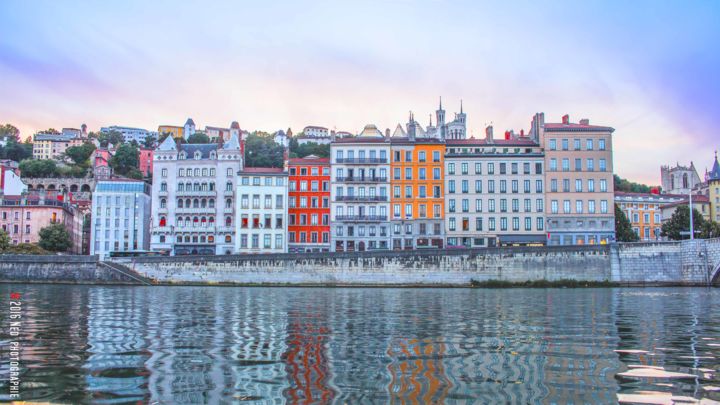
xmin=100 ymin=126 xmax=158 ymax=144
xmin=330 ymin=124 xmax=391 ymax=252
xmin=406 ymin=97 xmax=467 ymax=141
xmin=236 ymin=168 xmax=288 ymax=253
xmin=90 ymin=180 xmax=151 ymax=259
xmin=150 ymin=134 xmax=244 ymax=255
xmin=0 ymin=161 xmax=26 ymax=196
xmin=273 ymin=130 xmax=290 ymax=148
xmin=296 ymin=126 xmax=332 ymax=145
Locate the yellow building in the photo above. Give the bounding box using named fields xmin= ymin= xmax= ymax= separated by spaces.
xmin=708 ymin=152 xmax=720 ymax=223
xmin=389 ymin=133 xmax=444 ymax=249
xmin=614 ymin=192 xmax=684 ymax=241
xmin=32 ymin=129 xmax=84 ymax=160
xmin=157 ymin=125 xmax=184 ymax=140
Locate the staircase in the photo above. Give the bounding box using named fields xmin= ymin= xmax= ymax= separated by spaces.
xmin=99 ymin=261 xmax=155 ymax=286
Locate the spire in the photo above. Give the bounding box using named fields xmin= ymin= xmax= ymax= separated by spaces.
xmin=439 ymin=96 xmax=443 ymax=110
xmin=460 ymin=99 xmax=463 ymax=113
xmin=429 ymin=114 xmax=432 ymax=126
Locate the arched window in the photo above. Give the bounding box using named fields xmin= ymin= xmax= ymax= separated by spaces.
xmin=210 ymin=151 xmax=216 ymax=159
xmin=160 ymin=198 xmax=166 ymax=208
xmin=185 ymin=198 xmax=191 ymax=208
xmin=225 ymin=216 xmax=232 ymax=226
xmin=225 ymin=235 xmax=232 ymax=243
xmin=184 ymin=236 xmax=191 ymax=243
xmin=201 ymin=216 xmax=207 ymax=227
xmin=193 ymin=216 xmax=199 ymax=227
xmin=226 ymin=198 xmax=232 ymax=208
xmin=208 ymin=235 xmax=215 ymax=243
xmin=194 ymin=182 xmax=200 ymax=191
xmin=178 ymin=183 xmax=184 ymax=191
xmin=159 ymin=216 xmax=166 ymax=227
xmin=193 ymin=199 xmax=199 ymax=208
xmin=226 ymin=182 xmax=233 ymax=191
xmin=202 ymin=182 xmax=208 ymax=191
xmin=194 ymin=168 xmax=200 ymax=176
xmin=185 ymin=216 xmax=191 ymax=224
xmin=180 ymin=151 xmax=187 ymax=160
xmin=192 ymin=235 xmax=199 ymax=243
xmin=201 ymin=199 xmax=207 ymax=208
xmin=683 ymin=173 xmax=689 ymax=189
xmin=186 ymin=182 xmax=191 ymax=190
xmin=177 ymin=199 xmax=184 ymax=208
xmin=209 ymin=216 xmax=215 ymax=224
xmin=176 ymin=235 xmax=182 ymax=243
xmin=177 ymin=216 xmax=183 ymax=227
xmin=200 ymin=236 xmax=206 ymax=243
xmin=194 ymin=151 xmax=201 ymax=160
xmin=209 ymin=198 xmax=215 ymax=208
xmin=209 ymin=182 xmax=215 ymax=191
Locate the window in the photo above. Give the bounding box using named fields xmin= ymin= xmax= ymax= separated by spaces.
xmin=587 ymin=159 xmax=595 ymax=171
xmin=575 ymin=158 xmax=582 ymax=171
xmin=562 ymin=139 xmax=568 ymax=150
xmin=419 ymin=151 xmax=426 ymax=162
xmin=563 ymin=200 xmax=571 ymax=213
xmin=536 ymin=199 xmax=544 ymax=212
xmin=576 ymin=200 xmax=583 ymax=213
xmin=599 ymin=139 xmax=606 ymax=150
xmin=475 ymin=180 xmax=482 ymax=193
xmin=574 ymin=139 xmax=581 ymax=150
xmin=405 ymin=168 xmax=412 ymax=180
xmin=549 ymin=139 xmax=557 ymax=150
xmin=575 ymin=179 xmax=583 ymax=192
xmin=161 ymin=168 xmax=167 ymax=177
xmin=461 ymin=163 xmax=468 ymax=175
xmin=475 ymin=163 xmax=482 ymax=174
xmin=550 ymin=159 xmax=557 ymax=171
xmin=499 ymin=163 xmax=506 ymax=174
xmin=536 ymin=180 xmax=543 ymax=193
xmin=449 ymin=218 xmax=456 ymax=231
xmin=588 ymin=179 xmax=595 ymax=192
xmin=475 ymin=199 xmax=482 ymax=212
xmin=551 ymin=179 xmax=557 ymax=192
xmin=563 ymin=179 xmax=570 ymax=192
xmin=599 ymin=159 xmax=607 ymax=172
xmin=551 ymin=200 xmax=558 ymax=214
xmin=562 ymin=158 xmax=569 ymax=171
xmin=586 ymin=139 xmax=593 ymax=150
xmin=600 ymin=200 xmax=608 ymax=213
xmin=588 ymin=200 xmax=596 ymax=213
xmin=433 ymin=151 xmax=440 ymax=162
xmin=449 ymin=180 xmax=455 ymax=193
xmin=487 ymin=163 xmax=494 ymax=174
xmin=600 ymin=179 xmax=608 ymax=192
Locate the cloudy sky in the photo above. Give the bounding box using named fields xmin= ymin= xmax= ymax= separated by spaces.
xmin=1 ymin=0 xmax=718 ymax=184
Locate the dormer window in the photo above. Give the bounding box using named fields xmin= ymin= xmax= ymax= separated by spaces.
xmin=210 ymin=151 xmax=216 ymax=159
xmin=194 ymin=151 xmax=201 ymax=160
xmin=179 ymin=152 xmax=187 ymax=160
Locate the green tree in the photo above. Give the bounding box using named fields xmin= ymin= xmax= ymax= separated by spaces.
xmin=0 ymin=138 xmax=33 ymax=162
xmin=38 ymin=223 xmax=72 ymax=252
xmin=0 ymin=123 xmax=20 ymax=140
xmin=187 ymin=132 xmax=210 ymax=144
xmin=63 ymin=142 xmax=96 ymax=166
xmin=614 ymin=204 xmax=639 ymax=242
xmin=614 ymin=174 xmax=659 ymax=193
xmin=0 ymin=229 xmax=10 ymax=252
xmin=244 ymin=133 xmax=284 ymax=168
xmin=98 ymin=130 xmax=125 ymax=147
xmin=19 ymin=159 xmax=59 ymax=177
xmin=142 ymin=134 xmax=156 ymax=148
xmin=110 ymin=143 xmax=139 ymax=176
xmin=289 ymin=138 xmax=330 ymax=158
xmin=700 ymin=220 xmax=720 ymax=239
xmin=661 ymin=205 xmax=706 ymax=240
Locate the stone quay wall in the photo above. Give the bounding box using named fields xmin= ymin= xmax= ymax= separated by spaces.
xmin=2 ymin=238 xmax=719 ymax=286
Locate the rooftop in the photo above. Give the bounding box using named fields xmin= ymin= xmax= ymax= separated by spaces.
xmin=289 ymin=155 xmax=330 ymax=165
xmin=240 ymin=167 xmax=285 ymax=174
xmin=446 ymin=137 xmax=539 ymax=147
xmin=543 ymin=122 xmax=615 ymax=132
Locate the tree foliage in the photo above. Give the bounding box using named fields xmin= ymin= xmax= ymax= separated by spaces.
xmin=0 ymin=138 xmax=33 ymax=162
xmin=289 ymin=138 xmax=329 ymax=158
xmin=244 ymin=133 xmax=284 ymax=168
xmin=38 ymin=223 xmax=72 ymax=252
xmin=64 ymin=142 xmax=96 ymax=166
xmin=19 ymin=159 xmax=59 ymax=177
xmin=110 ymin=143 xmax=139 ymax=176
xmin=614 ymin=174 xmax=658 ymax=193
xmin=142 ymin=134 xmax=156 ymax=148
xmin=614 ymin=204 xmax=639 ymax=242
xmin=0 ymin=123 xmax=20 ymax=140
xmin=187 ymin=132 xmax=210 ymax=144
xmin=97 ymin=130 xmax=125 ymax=147
xmin=0 ymin=229 xmax=10 ymax=252
xmin=661 ymin=205 xmax=707 ymax=240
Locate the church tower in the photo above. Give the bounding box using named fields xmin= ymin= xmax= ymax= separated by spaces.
xmin=436 ymin=97 xmax=446 ymax=139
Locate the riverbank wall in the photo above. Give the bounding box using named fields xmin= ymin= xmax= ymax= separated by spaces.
xmin=2 ymin=239 xmax=719 ymax=286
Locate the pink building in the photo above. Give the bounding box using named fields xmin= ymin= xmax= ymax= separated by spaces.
xmin=139 ymin=147 xmax=153 ymax=177
xmin=0 ymin=192 xmax=84 ymax=254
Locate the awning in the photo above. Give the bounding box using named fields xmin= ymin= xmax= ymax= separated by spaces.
xmin=498 ymin=234 xmax=547 ymax=244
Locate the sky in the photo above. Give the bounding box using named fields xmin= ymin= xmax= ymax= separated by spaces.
xmin=1 ymin=0 xmax=719 ymax=184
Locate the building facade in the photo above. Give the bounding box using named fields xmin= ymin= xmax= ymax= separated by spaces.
xmin=389 ymin=136 xmax=445 ymax=249
xmin=138 ymin=147 xmax=153 ymax=177
xmin=288 ymin=156 xmax=331 ymax=252
xmin=444 ymin=129 xmax=546 ymax=248
xmin=158 ymin=125 xmax=184 ymax=140
xmin=330 ymin=125 xmax=391 ymax=252
xmin=708 ymin=153 xmax=720 ymax=223
xmin=32 ymin=131 xmax=84 ymax=160
xmin=90 ymin=180 xmax=151 ymax=259
xmin=614 ymin=192 xmax=684 ymax=241
xmin=236 ymin=168 xmax=288 ymax=254
xmin=540 ymin=115 xmax=615 ymax=245
xmin=297 ymin=126 xmax=332 ymax=145
xmin=100 ymin=126 xmax=157 ymax=144
xmin=150 ymin=134 xmax=243 ymax=255
xmin=661 ymin=162 xmax=702 ymax=195
xmin=1 ymin=160 xmax=27 ymax=196
xmin=0 ymin=192 xmax=83 ymax=253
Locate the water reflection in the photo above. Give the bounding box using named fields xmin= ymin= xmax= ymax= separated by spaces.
xmin=0 ymin=286 xmax=718 ymax=403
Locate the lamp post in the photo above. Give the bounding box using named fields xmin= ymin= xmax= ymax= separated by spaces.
xmin=689 ymin=175 xmax=694 ymax=240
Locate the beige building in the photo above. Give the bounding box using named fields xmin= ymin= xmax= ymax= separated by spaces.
xmin=709 ymin=153 xmax=720 ymax=223
xmin=444 ymin=127 xmax=546 ymax=248
xmin=660 ymin=195 xmax=711 ymax=224
xmin=534 ymin=114 xmax=615 ymax=245
xmin=32 ymin=129 xmax=85 ymax=160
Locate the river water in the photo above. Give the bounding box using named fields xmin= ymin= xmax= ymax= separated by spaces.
xmin=0 ymin=285 xmax=718 ymax=404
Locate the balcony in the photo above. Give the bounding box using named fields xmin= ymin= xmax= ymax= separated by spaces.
xmin=176 ymin=190 xmax=217 ymax=197
xmin=335 ymin=215 xmax=388 ymax=222
xmin=335 ymin=176 xmax=387 ymax=183
xmin=175 ymin=207 xmax=217 ymax=214
xmin=335 ymin=158 xmax=388 ymax=164
xmin=335 ymin=195 xmax=388 ymax=202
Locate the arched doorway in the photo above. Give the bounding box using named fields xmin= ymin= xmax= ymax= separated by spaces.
xmin=47 ymin=184 xmax=56 ymax=190
xmin=81 ymin=184 xmax=91 ymax=192
xmin=70 ymin=184 xmax=79 ymax=192
xmin=359 ymin=241 xmax=366 ymax=252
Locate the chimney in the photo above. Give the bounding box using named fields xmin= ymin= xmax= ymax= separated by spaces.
xmin=562 ymin=114 xmax=570 ymax=124
xmin=520 ymin=129 xmax=525 ymax=137
xmin=385 ymin=128 xmax=390 ymax=138
xmin=485 ymin=125 xmax=494 ymax=142
xmin=579 ymin=118 xmax=589 ymax=125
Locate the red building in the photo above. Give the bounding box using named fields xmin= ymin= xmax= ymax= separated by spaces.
xmin=288 ymin=155 xmax=330 ymax=252
xmin=138 ymin=147 xmax=153 ymax=177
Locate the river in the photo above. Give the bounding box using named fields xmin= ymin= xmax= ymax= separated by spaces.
xmin=0 ymin=285 xmax=718 ymax=404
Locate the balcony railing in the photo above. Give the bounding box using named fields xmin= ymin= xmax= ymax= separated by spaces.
xmin=335 ymin=158 xmax=388 ymax=164
xmin=335 ymin=195 xmax=388 ymax=202
xmin=335 ymin=176 xmax=387 ymax=183
xmin=335 ymin=215 xmax=388 ymax=222
xmin=176 ymin=190 xmax=217 ymax=197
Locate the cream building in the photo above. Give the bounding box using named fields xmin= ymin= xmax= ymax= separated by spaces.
xmin=235 ymin=168 xmax=288 ymax=253
xmin=444 ymin=127 xmax=546 ymax=247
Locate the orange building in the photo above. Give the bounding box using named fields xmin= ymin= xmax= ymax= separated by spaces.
xmin=390 ymin=137 xmax=445 ymax=249
xmin=614 ymin=191 xmax=685 ymax=241
xmin=288 ymin=155 xmax=331 ymax=252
